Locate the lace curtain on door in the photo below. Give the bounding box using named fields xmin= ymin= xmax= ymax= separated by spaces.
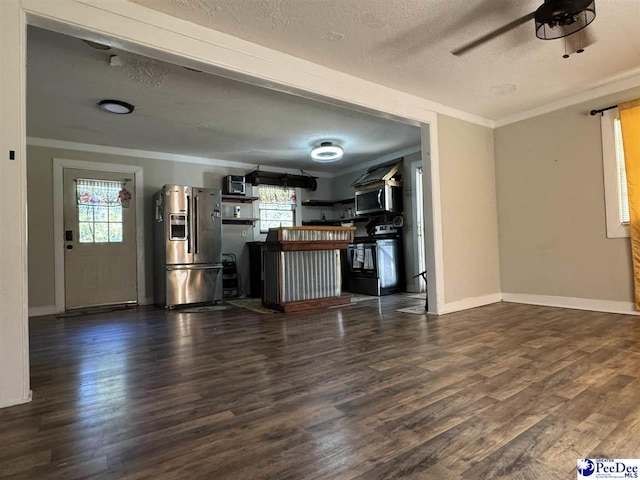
xmin=75 ymin=179 xmax=125 ymax=243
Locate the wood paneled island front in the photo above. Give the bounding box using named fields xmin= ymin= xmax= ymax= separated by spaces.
xmin=262 ymin=226 xmax=355 ymax=312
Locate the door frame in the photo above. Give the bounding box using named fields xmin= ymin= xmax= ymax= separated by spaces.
xmin=53 ymin=158 xmax=145 ymax=313
xmin=1 ymin=0 xmax=461 ymax=408
xmin=410 ymin=159 xmax=426 ymax=293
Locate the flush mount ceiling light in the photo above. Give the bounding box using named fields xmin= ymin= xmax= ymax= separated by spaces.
xmin=310 ymin=142 xmax=344 ymax=163
xmin=98 ymin=99 xmax=135 ymax=115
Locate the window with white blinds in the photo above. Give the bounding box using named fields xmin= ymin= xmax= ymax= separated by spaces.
xmin=614 ymin=117 xmax=630 ymax=223
xmin=602 ymin=109 xmax=630 ymax=238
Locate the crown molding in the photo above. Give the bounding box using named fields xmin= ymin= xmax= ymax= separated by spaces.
xmin=26 ymin=137 xmax=335 ymax=178
xmin=494 ymin=70 xmax=640 ymax=128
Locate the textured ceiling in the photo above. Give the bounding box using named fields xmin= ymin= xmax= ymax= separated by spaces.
xmin=26 ymin=27 xmax=420 ymax=172
xmin=130 ymin=0 xmax=640 ymax=121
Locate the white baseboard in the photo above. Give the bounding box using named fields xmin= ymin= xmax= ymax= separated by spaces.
xmin=502 ymin=293 xmax=640 ymax=316
xmin=28 ymin=305 xmax=58 ymax=317
xmin=29 ymin=300 xmax=154 ymax=317
xmin=439 ymin=293 xmax=503 ymax=315
xmin=0 ymin=391 xmax=32 ymax=409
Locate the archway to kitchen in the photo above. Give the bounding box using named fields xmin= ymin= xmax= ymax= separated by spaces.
xmin=0 ymin=0 xmax=450 ymax=407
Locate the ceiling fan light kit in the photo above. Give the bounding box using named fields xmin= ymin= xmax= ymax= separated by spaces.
xmin=535 ymin=0 xmax=596 ymax=40
xmin=451 ymin=0 xmax=597 ymax=57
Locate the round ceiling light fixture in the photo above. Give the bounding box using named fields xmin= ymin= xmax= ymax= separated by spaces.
xmin=310 ymin=142 xmax=343 ymax=163
xmin=98 ymin=99 xmax=135 ymax=115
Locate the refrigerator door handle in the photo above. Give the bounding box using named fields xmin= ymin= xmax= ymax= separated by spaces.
xmin=186 ymin=195 xmax=191 ymax=254
xmin=167 ymin=264 xmax=223 ymax=271
xmin=194 ymin=195 xmax=199 ymax=254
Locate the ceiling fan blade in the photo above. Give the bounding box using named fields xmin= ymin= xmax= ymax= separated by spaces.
xmin=451 ymin=12 xmax=536 ymax=56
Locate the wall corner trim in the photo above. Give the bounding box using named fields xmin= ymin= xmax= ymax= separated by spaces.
xmin=438 ymin=293 xmax=503 ymax=315
xmin=502 ymin=293 xmax=640 ymax=316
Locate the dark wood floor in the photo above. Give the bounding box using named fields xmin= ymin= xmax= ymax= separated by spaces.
xmin=2 ymin=296 xmax=640 ymax=479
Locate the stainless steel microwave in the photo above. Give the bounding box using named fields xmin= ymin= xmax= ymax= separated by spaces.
xmin=355 ymin=184 xmax=403 ymax=216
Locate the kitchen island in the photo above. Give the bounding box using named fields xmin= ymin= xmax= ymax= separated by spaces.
xmin=262 ymin=226 xmax=355 ymax=312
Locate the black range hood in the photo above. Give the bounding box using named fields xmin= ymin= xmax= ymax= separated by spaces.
xmin=351 ymin=160 xmax=402 ymax=189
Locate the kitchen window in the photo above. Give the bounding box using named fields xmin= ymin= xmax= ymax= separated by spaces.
xmin=258 ymin=185 xmax=296 ymax=233
xmin=601 ymin=108 xmax=630 ymax=238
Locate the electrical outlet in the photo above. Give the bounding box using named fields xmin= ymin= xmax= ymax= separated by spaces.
xmin=241 ymin=229 xmax=247 ymax=238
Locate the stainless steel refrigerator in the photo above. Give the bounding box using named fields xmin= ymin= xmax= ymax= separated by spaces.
xmin=153 ymin=185 xmax=223 ymax=308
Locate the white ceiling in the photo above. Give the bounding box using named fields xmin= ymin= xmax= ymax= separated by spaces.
xmin=26 ymin=27 xmax=420 ymax=172
xmin=130 ymin=0 xmax=640 ymax=121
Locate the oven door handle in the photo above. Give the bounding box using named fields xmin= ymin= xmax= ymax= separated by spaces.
xmin=377 ymin=189 xmax=383 ymax=209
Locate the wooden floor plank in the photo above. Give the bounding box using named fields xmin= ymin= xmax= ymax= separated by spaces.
xmin=1 ymin=297 xmax=639 ymax=478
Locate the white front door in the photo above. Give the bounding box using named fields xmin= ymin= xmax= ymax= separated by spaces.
xmin=62 ymin=168 xmax=137 ymax=309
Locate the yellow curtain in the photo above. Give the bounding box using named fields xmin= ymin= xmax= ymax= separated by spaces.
xmin=620 ymin=99 xmax=640 ymax=309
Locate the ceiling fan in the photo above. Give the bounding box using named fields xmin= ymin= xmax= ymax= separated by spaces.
xmin=452 ymin=0 xmax=596 ymax=56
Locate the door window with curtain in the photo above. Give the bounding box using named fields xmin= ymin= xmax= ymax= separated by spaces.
xmin=258 ymin=185 xmax=296 ymax=232
xmin=76 ymin=179 xmax=125 ymax=243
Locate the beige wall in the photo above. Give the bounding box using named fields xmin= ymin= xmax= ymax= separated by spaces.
xmin=437 ymin=114 xmax=501 ymax=304
xmin=26 ymin=145 xmax=333 ymax=309
xmin=495 ymin=88 xmax=640 ymax=303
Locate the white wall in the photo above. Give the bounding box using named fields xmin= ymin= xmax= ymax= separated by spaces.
xmin=27 ymin=144 xmax=334 ymax=309
xmin=495 ymin=87 xmax=640 ymax=308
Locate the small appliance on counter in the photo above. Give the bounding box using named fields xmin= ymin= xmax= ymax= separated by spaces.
xmin=222 ymin=175 xmax=246 ymax=196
